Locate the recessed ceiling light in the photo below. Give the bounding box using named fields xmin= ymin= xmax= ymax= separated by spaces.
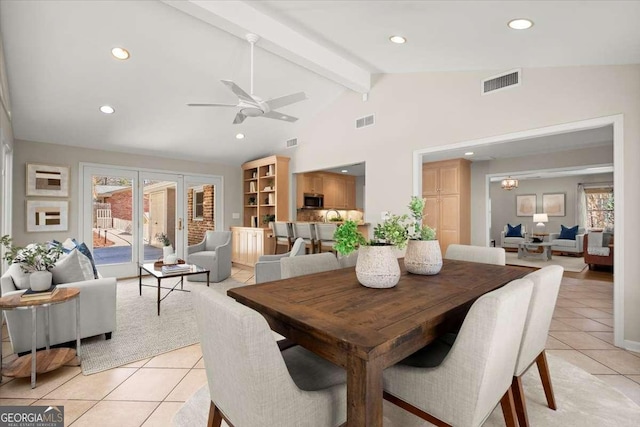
xmin=464 ymin=151 xmax=474 ymax=156
xmin=99 ymin=105 xmax=115 ymax=114
xmin=508 ymin=19 xmax=534 ymax=30
xmin=281 ymin=115 xmax=288 ymax=120
xmin=341 ymin=169 xmax=348 ymax=173
xmin=389 ymin=35 xmax=406 ymax=44
xmin=111 ymin=47 xmax=130 ymax=60
xmin=235 ymin=133 xmax=245 ymax=140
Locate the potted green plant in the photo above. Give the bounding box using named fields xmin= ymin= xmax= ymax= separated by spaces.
xmin=404 ymin=196 xmax=442 ymax=275
xmin=1 ymin=235 xmax=62 ymax=291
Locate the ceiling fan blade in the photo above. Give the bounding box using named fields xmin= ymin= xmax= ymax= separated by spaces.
xmin=233 ymin=112 xmax=247 ymax=124
xmin=187 ymin=103 xmax=237 ymax=107
xmin=262 ymin=110 xmax=298 ymax=123
xmin=265 ymin=92 xmax=307 ymax=110
xmin=221 ymin=80 xmax=256 ymax=104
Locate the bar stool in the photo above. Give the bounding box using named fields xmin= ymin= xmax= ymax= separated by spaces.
xmin=271 ymin=221 xmax=292 ymax=254
xmin=314 ymin=223 xmax=338 ymax=253
xmin=292 ymin=222 xmax=317 ymax=254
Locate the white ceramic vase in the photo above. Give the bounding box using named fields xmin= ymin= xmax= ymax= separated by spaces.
xmin=355 ymin=245 xmax=401 ymax=288
xmin=30 ymin=270 xmax=53 ymax=291
xmin=162 ymin=245 xmax=174 ymax=260
xmin=404 ymin=239 xmax=443 ymax=275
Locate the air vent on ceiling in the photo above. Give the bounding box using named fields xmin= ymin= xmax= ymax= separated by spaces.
xmin=286 ymin=138 xmax=298 ymax=149
xmin=355 ymin=114 xmax=375 ymax=129
xmin=482 ymin=69 xmax=521 ymax=95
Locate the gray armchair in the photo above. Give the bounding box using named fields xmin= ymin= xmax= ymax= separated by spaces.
xmin=187 ymin=231 xmax=232 ymax=282
xmin=254 ymin=238 xmax=306 ymax=284
xmin=1 ymin=270 xmax=117 ymax=354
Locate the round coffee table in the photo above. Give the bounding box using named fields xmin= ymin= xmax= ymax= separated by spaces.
xmin=0 ymin=287 xmax=81 ymax=388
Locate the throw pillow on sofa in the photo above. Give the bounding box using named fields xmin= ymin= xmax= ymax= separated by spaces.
xmin=559 ymin=225 xmax=579 ymax=240
xmin=52 ymin=249 xmax=94 ymax=285
xmin=505 ymin=224 xmax=523 ymax=238
xmin=52 ymin=238 xmax=98 ymax=279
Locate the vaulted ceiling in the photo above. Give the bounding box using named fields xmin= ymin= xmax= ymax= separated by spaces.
xmin=1 ymin=1 xmax=638 ymax=165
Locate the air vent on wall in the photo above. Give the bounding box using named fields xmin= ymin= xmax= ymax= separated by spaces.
xmin=286 ymin=138 xmax=298 ymax=148
xmin=482 ymin=69 xmax=521 ymax=95
xmin=355 ymin=114 xmax=375 ymax=129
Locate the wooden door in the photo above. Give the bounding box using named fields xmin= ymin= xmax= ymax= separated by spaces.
xmin=439 ymin=194 xmax=460 ymax=254
xmin=346 ymin=177 xmax=356 ymax=209
xmin=439 ymin=163 xmax=460 ymax=194
xmin=422 ymin=167 xmax=439 ymax=195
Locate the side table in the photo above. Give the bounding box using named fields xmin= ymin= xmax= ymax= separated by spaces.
xmin=0 ymin=287 xmax=81 ymax=388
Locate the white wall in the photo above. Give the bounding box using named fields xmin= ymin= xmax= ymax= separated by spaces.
xmin=490 ymin=173 xmax=613 ymax=243
xmin=11 ymin=139 xmax=242 ymax=246
xmin=290 ymin=64 xmax=640 ymax=344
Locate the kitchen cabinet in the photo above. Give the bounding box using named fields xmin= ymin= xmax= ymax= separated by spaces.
xmin=242 ymin=155 xmax=289 ymax=227
xmin=322 ymin=173 xmax=355 ymax=209
xmin=296 ymin=173 xmax=324 ymax=208
xmin=231 ymin=227 xmax=272 ymax=267
xmin=422 ymin=158 xmax=470 ymax=254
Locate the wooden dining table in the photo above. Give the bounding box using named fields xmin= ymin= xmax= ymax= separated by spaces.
xmin=228 ymin=259 xmax=530 ymax=427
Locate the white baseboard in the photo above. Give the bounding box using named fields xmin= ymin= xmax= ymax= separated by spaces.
xmin=623 ymin=339 xmax=640 ymax=353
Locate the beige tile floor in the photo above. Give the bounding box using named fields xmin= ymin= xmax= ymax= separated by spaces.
xmin=2 ymin=266 xmax=639 ymax=426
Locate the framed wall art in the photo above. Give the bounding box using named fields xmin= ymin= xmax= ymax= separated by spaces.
xmin=516 ymin=194 xmax=536 ymax=217
xmin=26 ymin=200 xmax=69 ymax=232
xmin=543 ymin=193 xmax=566 ymax=217
xmin=26 ymin=163 xmax=69 ymax=197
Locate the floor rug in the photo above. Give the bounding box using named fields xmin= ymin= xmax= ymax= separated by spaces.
xmin=172 ymin=354 xmax=640 ymax=426
xmin=505 ymin=252 xmax=588 ymax=273
xmin=80 ymin=276 xmax=247 ymax=375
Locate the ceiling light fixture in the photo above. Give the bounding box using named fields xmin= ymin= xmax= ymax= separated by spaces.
xmin=501 ymin=176 xmax=519 ymax=191
xmin=235 ymin=133 xmax=245 ymax=140
xmin=508 ymin=19 xmax=534 ymax=30
xmin=111 ymin=47 xmax=130 ymax=60
xmin=99 ymin=105 xmax=115 ymax=114
xmin=389 ymin=35 xmax=406 ymax=44
xmin=341 ymin=169 xmax=348 ymax=173
xmin=464 ymin=151 xmax=474 ymax=156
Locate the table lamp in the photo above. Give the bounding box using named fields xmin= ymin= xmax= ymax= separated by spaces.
xmin=533 ymin=213 xmax=548 ymax=233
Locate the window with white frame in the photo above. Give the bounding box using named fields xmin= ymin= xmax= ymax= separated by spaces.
xmin=585 ymin=186 xmax=614 ymax=229
xmin=193 ymin=188 xmax=204 ymax=220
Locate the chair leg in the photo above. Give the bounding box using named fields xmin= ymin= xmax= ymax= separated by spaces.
xmin=208 ymin=401 xmax=223 ymax=427
xmin=536 ymin=350 xmax=557 ymax=410
xmin=383 ymin=391 xmax=452 ymax=427
xmin=500 ymin=388 xmax=519 ymax=427
xmin=511 ymin=375 xmax=529 ymax=427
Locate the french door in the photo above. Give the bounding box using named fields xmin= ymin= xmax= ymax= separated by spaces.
xmin=81 ymin=164 xmax=223 ymax=279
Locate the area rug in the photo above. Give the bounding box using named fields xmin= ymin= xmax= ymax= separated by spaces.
xmin=80 ymin=276 xmax=247 ymax=375
xmin=172 ymin=354 xmax=640 ymax=427
xmin=505 ymin=252 xmax=588 ymax=273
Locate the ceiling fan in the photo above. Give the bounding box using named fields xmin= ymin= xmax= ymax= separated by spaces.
xmin=188 ymin=33 xmax=307 ymax=125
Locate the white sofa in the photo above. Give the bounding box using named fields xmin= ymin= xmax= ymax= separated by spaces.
xmin=549 ymin=227 xmax=586 ymax=255
xmin=500 ymin=225 xmax=527 ymax=250
xmin=1 ymin=270 xmax=117 ymax=354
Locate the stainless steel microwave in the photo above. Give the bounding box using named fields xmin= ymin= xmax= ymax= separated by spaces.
xmin=303 ymin=193 xmax=324 ymax=209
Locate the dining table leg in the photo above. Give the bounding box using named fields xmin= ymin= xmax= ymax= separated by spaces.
xmin=347 ymin=354 xmax=384 ymax=426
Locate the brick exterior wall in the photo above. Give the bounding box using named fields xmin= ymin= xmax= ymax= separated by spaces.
xmin=188 ymin=185 xmax=216 ymax=245
xmin=104 ymin=189 xmax=149 ymax=220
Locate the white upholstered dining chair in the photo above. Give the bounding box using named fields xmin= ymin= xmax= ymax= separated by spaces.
xmin=192 ymin=286 xmax=347 ymax=427
xmin=444 ymin=244 xmax=506 ymax=266
xmin=280 ymin=252 xmax=340 ymax=279
xmin=511 ymin=265 xmax=564 ymax=427
xmin=383 ymin=278 xmax=534 ymax=427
